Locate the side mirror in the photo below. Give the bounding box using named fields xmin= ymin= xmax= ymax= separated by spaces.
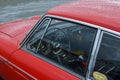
xmin=93 ymin=71 xmax=108 ymax=80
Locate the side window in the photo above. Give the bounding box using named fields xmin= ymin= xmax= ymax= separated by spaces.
xmin=92 ymin=33 xmax=120 ymax=80
xmin=26 ymin=18 xmax=97 ymax=76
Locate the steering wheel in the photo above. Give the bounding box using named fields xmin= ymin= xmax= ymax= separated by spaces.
xmin=43 ymin=28 xmax=71 ymax=51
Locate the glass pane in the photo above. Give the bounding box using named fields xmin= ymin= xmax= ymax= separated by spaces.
xmin=93 ymin=33 xmax=120 ymax=80
xmin=26 ymin=19 xmax=50 ymax=52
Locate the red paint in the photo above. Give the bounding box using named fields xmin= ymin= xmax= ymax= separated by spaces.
xmin=48 ymin=0 xmax=120 ymax=32
xmin=0 ymin=16 xmax=40 ymax=80
xmin=10 ymin=50 xmax=79 ymax=80
xmin=0 ymin=0 xmax=119 ymax=80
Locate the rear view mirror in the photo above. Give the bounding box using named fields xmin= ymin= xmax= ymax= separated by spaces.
xmin=93 ymin=71 xmax=108 ymax=80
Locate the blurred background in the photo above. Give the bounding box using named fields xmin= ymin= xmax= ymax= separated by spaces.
xmin=0 ymin=0 xmax=73 ymax=23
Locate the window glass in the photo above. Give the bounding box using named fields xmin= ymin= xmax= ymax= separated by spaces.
xmin=26 ymin=18 xmax=97 ymax=76
xmin=93 ymin=33 xmax=120 ymax=80
xmin=26 ymin=19 xmax=50 ymax=52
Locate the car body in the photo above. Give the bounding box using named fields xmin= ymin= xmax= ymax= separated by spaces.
xmin=0 ymin=0 xmax=120 ymax=80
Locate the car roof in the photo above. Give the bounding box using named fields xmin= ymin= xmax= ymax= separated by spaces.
xmin=47 ymin=0 xmax=120 ymax=32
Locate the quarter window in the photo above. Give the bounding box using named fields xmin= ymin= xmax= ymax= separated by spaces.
xmin=26 ymin=18 xmax=97 ymax=76
xmin=92 ymin=33 xmax=120 ymax=80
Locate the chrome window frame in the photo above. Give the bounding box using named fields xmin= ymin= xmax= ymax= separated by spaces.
xmin=20 ymin=16 xmax=52 ymax=47
xmin=20 ymin=14 xmax=120 ymax=80
xmin=86 ymin=29 xmax=103 ymax=80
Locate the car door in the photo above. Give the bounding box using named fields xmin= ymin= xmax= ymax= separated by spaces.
xmin=10 ymin=49 xmax=82 ymax=80
xmin=19 ymin=16 xmax=98 ymax=80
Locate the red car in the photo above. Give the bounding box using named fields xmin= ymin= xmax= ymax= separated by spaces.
xmin=0 ymin=0 xmax=120 ymax=80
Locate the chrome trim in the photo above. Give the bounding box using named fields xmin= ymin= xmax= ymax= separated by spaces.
xmin=103 ymin=31 xmax=120 ymax=39
xmin=0 ymin=55 xmax=37 ymax=80
xmin=86 ymin=29 xmax=103 ymax=79
xmin=100 ymin=27 xmax=120 ymax=36
xmin=0 ymin=55 xmax=7 ymax=64
xmin=46 ymin=15 xmax=120 ymax=36
xmin=46 ymin=15 xmax=100 ymax=29
xmin=8 ymin=61 xmax=37 ymax=80
xmin=36 ymin=18 xmax=52 ymax=52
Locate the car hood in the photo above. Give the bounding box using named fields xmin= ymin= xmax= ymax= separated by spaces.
xmin=0 ymin=16 xmax=40 ymax=44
